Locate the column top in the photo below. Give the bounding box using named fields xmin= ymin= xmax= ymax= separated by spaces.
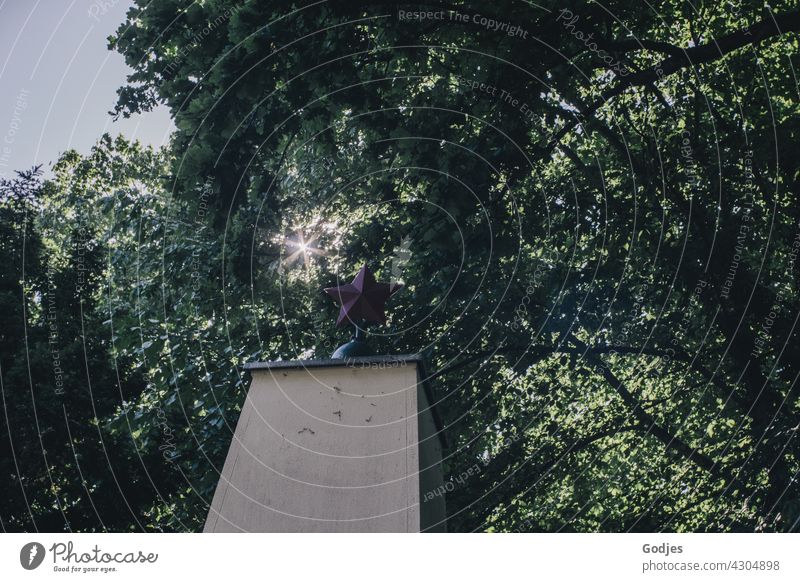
xmin=242 ymin=353 xmax=447 ymax=449
xmin=242 ymin=354 xmax=424 ymax=371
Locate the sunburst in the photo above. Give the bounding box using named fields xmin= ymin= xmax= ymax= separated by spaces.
xmin=284 ymin=231 xmax=325 ymax=268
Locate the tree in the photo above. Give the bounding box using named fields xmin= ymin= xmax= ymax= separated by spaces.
xmin=4 ymin=0 xmax=798 ymax=532
xmin=108 ymin=0 xmax=800 ymax=532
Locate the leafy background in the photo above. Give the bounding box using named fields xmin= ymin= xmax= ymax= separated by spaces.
xmin=2 ymin=0 xmax=800 ymax=532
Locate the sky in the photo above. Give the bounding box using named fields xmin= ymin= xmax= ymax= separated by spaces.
xmin=0 ymin=0 xmax=173 ymax=179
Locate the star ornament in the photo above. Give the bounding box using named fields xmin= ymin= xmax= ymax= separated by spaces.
xmin=324 ymin=264 xmax=403 ymax=327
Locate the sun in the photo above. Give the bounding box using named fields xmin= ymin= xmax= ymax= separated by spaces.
xmin=284 ymin=231 xmax=323 ymax=268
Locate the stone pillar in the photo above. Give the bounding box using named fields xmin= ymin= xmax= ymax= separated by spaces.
xmin=204 ymin=355 xmax=446 ymax=532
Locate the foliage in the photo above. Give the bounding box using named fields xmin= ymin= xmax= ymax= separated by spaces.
xmin=2 ymin=0 xmax=799 ymax=531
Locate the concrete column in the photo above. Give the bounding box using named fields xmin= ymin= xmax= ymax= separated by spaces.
xmin=204 ymin=355 xmax=446 ymax=532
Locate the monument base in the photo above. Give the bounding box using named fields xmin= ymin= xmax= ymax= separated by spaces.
xmin=204 ymin=355 xmax=446 ymax=532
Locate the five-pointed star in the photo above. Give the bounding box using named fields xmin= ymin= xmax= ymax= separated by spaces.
xmin=324 ymin=264 xmax=403 ymax=326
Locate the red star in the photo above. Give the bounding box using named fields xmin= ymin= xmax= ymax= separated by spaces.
xmin=324 ymin=264 xmax=403 ymax=327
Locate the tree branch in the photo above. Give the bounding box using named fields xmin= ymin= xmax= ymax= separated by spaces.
xmin=432 ymin=343 xmax=678 ymax=378
xmin=565 ymin=333 xmax=731 ymax=481
xmin=594 ymin=37 xmax=685 ymax=58
xmin=431 ymin=341 xmax=746 ymax=415
xmin=547 ymin=9 xmax=800 ymax=151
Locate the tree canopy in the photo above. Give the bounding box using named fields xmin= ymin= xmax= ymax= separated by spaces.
xmin=2 ymin=0 xmax=800 ymax=532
